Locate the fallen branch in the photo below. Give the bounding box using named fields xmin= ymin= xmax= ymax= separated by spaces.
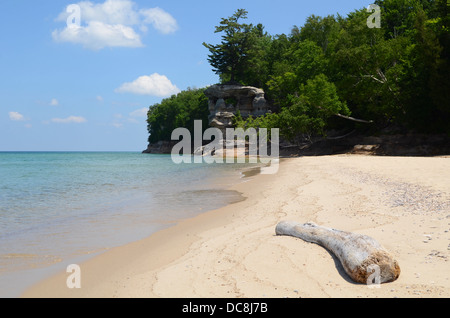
xmin=314 ymin=103 xmax=374 ymax=124
xmin=326 ymin=129 xmax=356 ymax=140
xmin=334 ymin=113 xmax=374 ymax=124
xmin=275 ymin=221 xmax=400 ymax=284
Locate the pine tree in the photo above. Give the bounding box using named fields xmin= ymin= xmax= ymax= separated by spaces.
xmin=203 ymin=9 xmax=255 ymax=84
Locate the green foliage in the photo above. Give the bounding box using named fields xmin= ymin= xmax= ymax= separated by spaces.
xmin=277 ymin=74 xmax=350 ymax=142
xmin=374 ymin=0 xmax=435 ymax=38
xmin=429 ymin=0 xmax=450 ymax=119
xmin=202 ymin=9 xmax=270 ymax=85
xmin=399 ymin=7 xmax=447 ymax=131
xmin=149 ymin=1 xmax=449 ymax=146
xmin=201 ymin=1 xmax=449 ymax=140
xmin=147 ymin=88 xmax=209 ymax=144
xmin=235 ymin=75 xmax=349 ymax=143
xmin=330 ymin=8 xmax=407 ymax=123
xmin=266 ymin=40 xmax=327 ymax=110
xmin=295 ymin=15 xmax=342 ymax=54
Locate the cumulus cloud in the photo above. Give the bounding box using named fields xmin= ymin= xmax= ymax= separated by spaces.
xmin=64 ymin=0 xmax=141 ymax=26
xmin=53 ymin=0 xmax=177 ymax=50
xmin=140 ymin=7 xmax=178 ymax=34
xmin=52 ymin=21 xmax=143 ymax=50
xmin=9 ymin=111 xmax=25 ymax=121
xmin=51 ymin=116 xmax=87 ymax=124
xmin=115 ymin=73 xmax=180 ymax=97
xmin=50 ymin=98 xmax=59 ymax=106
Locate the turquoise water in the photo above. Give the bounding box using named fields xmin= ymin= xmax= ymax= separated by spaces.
xmin=0 ymin=152 xmax=256 ymax=297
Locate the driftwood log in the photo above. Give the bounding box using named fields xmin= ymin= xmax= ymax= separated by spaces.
xmin=275 ymin=221 xmax=400 ymax=284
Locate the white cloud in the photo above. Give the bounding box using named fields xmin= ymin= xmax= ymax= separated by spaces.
xmin=96 ymin=95 xmax=104 ymax=102
xmin=115 ymin=73 xmax=180 ymax=97
xmin=129 ymin=107 xmax=148 ymax=118
xmin=50 ymin=98 xmax=59 ymax=106
xmin=52 ymin=21 xmax=143 ymax=50
xmin=9 ymin=112 xmax=25 ymax=121
xmin=51 ymin=116 xmax=87 ymax=124
xmin=53 ymin=0 xmax=177 ymax=50
xmin=140 ymin=7 xmax=178 ymax=34
xmin=67 ymin=0 xmax=140 ymax=26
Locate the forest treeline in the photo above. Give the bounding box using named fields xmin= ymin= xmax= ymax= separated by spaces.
xmin=147 ymin=0 xmax=449 ymax=145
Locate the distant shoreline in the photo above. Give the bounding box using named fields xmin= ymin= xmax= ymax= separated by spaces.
xmin=143 ymin=132 xmax=450 ymax=157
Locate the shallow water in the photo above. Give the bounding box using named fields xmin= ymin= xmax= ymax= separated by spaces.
xmin=0 ymin=152 xmax=258 ymax=297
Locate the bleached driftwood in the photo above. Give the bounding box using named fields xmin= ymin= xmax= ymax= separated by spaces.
xmin=275 ymin=221 xmax=400 ymax=284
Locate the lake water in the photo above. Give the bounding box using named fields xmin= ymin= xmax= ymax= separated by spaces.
xmin=0 ymin=152 xmax=258 ymax=297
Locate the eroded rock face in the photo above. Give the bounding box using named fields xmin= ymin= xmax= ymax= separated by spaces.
xmin=143 ymin=85 xmax=271 ymax=154
xmin=204 ymin=84 xmax=270 ymax=131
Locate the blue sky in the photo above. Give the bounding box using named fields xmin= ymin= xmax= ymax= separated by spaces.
xmin=1 ymin=0 xmax=370 ymax=151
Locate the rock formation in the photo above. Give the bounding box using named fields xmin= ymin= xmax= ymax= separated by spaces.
xmin=143 ymin=84 xmax=271 ymax=154
xmin=204 ymin=84 xmax=270 ymax=132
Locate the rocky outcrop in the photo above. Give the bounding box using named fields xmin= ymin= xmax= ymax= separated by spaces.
xmin=204 ymin=84 xmax=270 ymax=131
xmin=142 ymin=140 xmax=177 ymax=154
xmin=143 ymin=84 xmax=271 ymax=154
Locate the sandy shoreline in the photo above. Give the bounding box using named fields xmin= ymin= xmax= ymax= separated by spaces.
xmin=22 ymin=155 xmax=450 ymax=298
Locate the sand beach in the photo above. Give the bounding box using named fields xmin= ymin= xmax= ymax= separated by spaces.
xmin=22 ymin=155 xmax=450 ymax=298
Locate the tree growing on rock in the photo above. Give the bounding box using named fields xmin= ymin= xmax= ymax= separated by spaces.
xmin=203 ymin=9 xmax=269 ymax=85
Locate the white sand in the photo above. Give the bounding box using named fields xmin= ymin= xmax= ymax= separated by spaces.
xmin=22 ymin=155 xmax=450 ymax=298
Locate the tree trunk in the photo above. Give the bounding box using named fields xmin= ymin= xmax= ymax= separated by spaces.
xmin=275 ymin=221 xmax=400 ymax=284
